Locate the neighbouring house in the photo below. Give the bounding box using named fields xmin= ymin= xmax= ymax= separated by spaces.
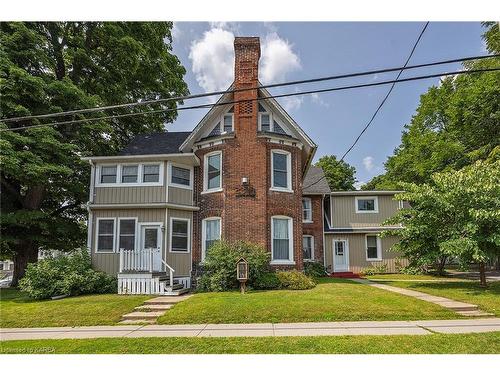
xmin=82 ymin=37 xmax=405 ymax=295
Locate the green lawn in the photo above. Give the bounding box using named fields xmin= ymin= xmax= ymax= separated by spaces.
xmin=1 ymin=333 xmax=499 ymax=354
xmin=365 ymin=274 xmax=463 ymax=281
xmin=382 ymin=280 xmax=500 ymax=317
xmin=158 ymin=278 xmax=458 ymax=324
xmin=0 ymin=288 xmax=150 ymax=328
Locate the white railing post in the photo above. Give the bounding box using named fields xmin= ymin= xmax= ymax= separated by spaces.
xmin=149 ymin=248 xmax=153 ymax=273
xmin=119 ymin=248 xmax=124 ymax=273
xmin=169 ymin=267 xmax=174 ymax=288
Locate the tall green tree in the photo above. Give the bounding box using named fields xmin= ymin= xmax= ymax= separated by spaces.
xmin=366 ymin=22 xmax=500 ymax=189
xmin=315 ymin=155 xmax=356 ymax=191
xmin=384 ymin=156 xmax=500 ymax=286
xmin=0 ymin=22 xmax=189 ymax=285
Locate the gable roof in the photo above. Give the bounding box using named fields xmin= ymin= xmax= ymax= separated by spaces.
xmin=303 ymin=166 xmax=331 ymax=195
xmin=119 ymin=131 xmax=191 ymax=156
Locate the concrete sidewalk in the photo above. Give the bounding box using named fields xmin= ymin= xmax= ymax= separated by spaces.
xmin=1 ymin=318 xmax=499 ymax=341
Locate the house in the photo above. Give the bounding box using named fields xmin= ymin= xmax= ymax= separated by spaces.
xmin=82 ymin=37 xmax=404 ymax=294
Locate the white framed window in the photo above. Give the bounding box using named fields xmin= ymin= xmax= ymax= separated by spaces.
xmin=202 ymin=217 xmax=221 ymax=261
xmin=302 ymin=197 xmax=312 ymax=222
xmin=302 ymin=235 xmax=314 ymax=261
xmin=271 ymin=216 xmax=294 ymax=264
xmin=169 ymin=218 xmax=190 ymax=253
xmin=271 ymin=150 xmax=292 ymax=192
xmin=355 ymin=196 xmax=379 ymax=213
xmin=259 ymin=112 xmax=271 ymax=132
xmin=168 ymin=162 xmax=193 ymax=189
xmin=121 ymin=165 xmax=139 ymax=183
xmin=118 ymin=218 xmax=137 ymax=251
xmin=222 ymin=114 xmax=234 ymax=133
xmin=365 ymin=234 xmax=382 ymax=261
xmin=203 ymin=151 xmax=222 ymax=193
xmin=96 ymin=218 xmax=116 ymax=253
xmin=96 ymin=163 xmax=163 ymax=187
xmin=100 ymin=165 xmax=117 ymax=184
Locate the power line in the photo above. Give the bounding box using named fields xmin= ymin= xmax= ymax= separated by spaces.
xmin=2 ymin=67 xmax=499 ymax=133
xmin=2 ymin=53 xmax=499 ymax=124
xmin=305 ymin=22 xmax=430 ymax=191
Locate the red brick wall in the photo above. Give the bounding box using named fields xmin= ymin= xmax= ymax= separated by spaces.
xmin=192 ymin=37 xmax=305 ymax=271
xmin=302 ymin=195 xmax=324 ymax=263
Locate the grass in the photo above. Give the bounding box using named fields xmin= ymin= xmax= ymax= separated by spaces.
xmin=1 ymin=333 xmax=499 ymax=354
xmin=381 ymin=280 xmax=500 ymax=317
xmin=157 ymin=278 xmax=458 ymax=324
xmin=365 ymin=273 xmax=463 ymax=281
xmin=0 ymin=288 xmax=150 ymax=328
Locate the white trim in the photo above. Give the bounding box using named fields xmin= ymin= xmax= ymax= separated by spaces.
xmin=221 ymin=113 xmax=234 ymax=134
xmin=330 ymin=190 xmax=403 ymax=196
xmin=82 ymin=153 xmax=199 ymax=164
xmin=89 ymin=202 xmax=199 ymax=211
xmin=201 ymin=216 xmax=222 ymax=261
xmin=365 ymin=234 xmax=382 ymax=261
xmin=169 ymin=217 xmax=191 ymax=253
xmin=203 ymin=150 xmax=223 ymax=193
xmin=270 ymin=215 xmax=294 ymax=264
xmin=88 ymin=161 xmax=95 ymax=203
xmin=302 ymin=197 xmax=313 ymax=223
xmin=302 ymin=235 xmax=314 ymax=261
xmin=270 ymin=150 xmax=292 ymax=193
xmin=95 ymin=162 xmax=164 ymax=187
xmin=355 ymin=196 xmax=379 ymax=214
xmin=167 ymin=161 xmax=193 ymax=190
xmin=86 ymin=211 xmax=93 ymax=251
xmin=332 ymin=238 xmax=349 ymax=272
xmin=95 ymin=217 xmax=116 ymax=253
xmin=117 ymin=217 xmax=138 ymax=252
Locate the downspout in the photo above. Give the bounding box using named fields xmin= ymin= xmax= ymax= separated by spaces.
xmin=86 ymin=160 xmax=96 ymax=253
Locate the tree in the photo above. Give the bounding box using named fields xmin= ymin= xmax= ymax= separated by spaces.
xmin=366 ymin=22 xmax=500 ymax=189
xmin=315 ymin=155 xmax=356 ymax=190
xmin=383 ymin=156 xmax=500 ymax=286
xmin=0 ymin=22 xmax=189 ymax=286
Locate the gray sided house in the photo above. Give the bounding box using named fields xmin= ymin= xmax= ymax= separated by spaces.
xmin=82 ymin=36 xmax=405 ymax=295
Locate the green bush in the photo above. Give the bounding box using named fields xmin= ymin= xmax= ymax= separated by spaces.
xmin=359 ymin=264 xmax=389 ymax=276
xmin=303 ymin=261 xmax=326 ymax=278
xmin=196 ymin=241 xmax=270 ymax=292
xmin=399 ymin=265 xmax=425 ymax=275
xmin=276 ymin=270 xmax=316 ymax=290
xmin=253 ymin=272 xmax=281 ymax=290
xmin=19 ymin=249 xmax=116 ymax=299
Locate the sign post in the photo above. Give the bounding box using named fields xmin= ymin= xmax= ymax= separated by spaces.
xmin=236 ymin=258 xmax=248 ymax=294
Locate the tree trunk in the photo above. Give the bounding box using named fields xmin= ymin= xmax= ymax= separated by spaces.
xmin=478 ymin=262 xmax=487 ymax=288
xmin=11 ymin=240 xmax=39 ymax=287
xmin=436 ymin=256 xmax=447 ymax=275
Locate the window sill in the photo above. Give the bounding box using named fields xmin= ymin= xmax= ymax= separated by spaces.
xmin=303 ymin=220 xmax=313 ymax=224
xmin=95 ymin=251 xmax=115 ymax=254
xmin=270 ymin=188 xmax=294 ymax=193
xmin=270 ymin=260 xmax=296 ymax=265
xmin=96 ymin=183 xmax=163 ymax=188
xmin=169 ymin=183 xmax=193 ymax=190
xmin=355 ymin=210 xmax=379 ymax=214
xmin=201 ymin=188 xmax=223 ymax=195
xmin=366 ymin=258 xmax=383 ymax=262
xmin=169 ymin=249 xmax=191 ymax=254
xmin=303 ymin=259 xmax=315 ymax=262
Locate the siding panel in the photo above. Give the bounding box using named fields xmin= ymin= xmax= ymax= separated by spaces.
xmin=331 ymin=195 xmax=399 ymax=228
xmin=168 ymin=186 xmax=193 ymax=206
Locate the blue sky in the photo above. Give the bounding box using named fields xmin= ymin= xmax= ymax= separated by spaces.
xmin=168 ymin=22 xmax=486 ymax=187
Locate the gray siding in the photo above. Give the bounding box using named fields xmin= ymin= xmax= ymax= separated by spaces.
xmin=94 ymin=186 xmax=166 ymax=204
xmin=168 ymin=186 xmax=193 ymax=206
xmin=331 ymin=195 xmax=399 ymax=228
xmin=324 ymin=233 xmax=407 ymax=273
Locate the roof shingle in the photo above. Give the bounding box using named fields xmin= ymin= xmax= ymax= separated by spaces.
xmin=303 ymin=166 xmax=331 ymax=195
xmin=119 ymin=132 xmax=191 ymax=156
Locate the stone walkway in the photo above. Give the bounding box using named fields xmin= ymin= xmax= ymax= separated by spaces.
xmin=353 ymin=279 xmax=493 ymax=317
xmin=1 ymin=318 xmax=499 ymax=341
xmin=119 ymin=295 xmax=192 ymax=324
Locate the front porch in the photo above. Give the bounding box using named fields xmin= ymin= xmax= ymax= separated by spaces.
xmin=117 ymin=248 xmax=190 ymax=295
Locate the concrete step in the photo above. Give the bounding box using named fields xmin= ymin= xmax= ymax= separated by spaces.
xmin=122 ymin=311 xmax=165 ymax=320
xmin=135 ymin=304 xmax=173 ymax=311
xmin=438 ymin=302 xmax=478 ymax=311
xmin=456 ymin=310 xmax=495 ymax=317
xmin=143 ymin=295 xmax=191 ymax=305
xmin=119 ymin=319 xmax=155 ymax=325
xmin=163 ymin=288 xmax=190 ymax=296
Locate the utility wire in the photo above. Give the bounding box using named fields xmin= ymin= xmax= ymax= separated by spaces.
xmin=2 ymin=67 xmax=499 ymax=133
xmin=2 ymin=53 xmax=499 ymax=124
xmin=304 ymin=22 xmax=430 ymax=191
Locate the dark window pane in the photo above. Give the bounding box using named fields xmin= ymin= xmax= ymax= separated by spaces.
xmin=273 ymin=153 xmax=287 ymax=171
xmin=143 ymin=165 xmax=160 ymax=182
xmin=223 ymin=115 xmax=233 ymax=132
xmin=172 ymin=236 xmax=188 ymax=251
xmin=207 ymin=154 xmax=221 ymax=189
xmin=100 ymin=165 xmax=117 ymax=183
xmin=302 ymin=237 xmax=312 ymax=259
xmin=121 ymin=165 xmax=138 ymax=183
xmin=171 ymin=166 xmax=191 ymax=186
xmin=273 ymin=171 xmax=287 ymax=188
xmin=97 ymin=236 xmax=113 ymax=251
xmin=261 ymin=114 xmax=270 ymax=131
xmin=358 ymin=199 xmax=375 ymax=211
xmin=120 ymin=220 xmax=135 ymax=235
xmin=367 ymin=247 xmax=378 ymax=259
xmin=144 ymin=228 xmax=158 ymax=248
xmin=172 ymin=220 xmax=188 ymax=235
xmin=98 ymin=220 xmax=114 ymax=235
xmin=119 ymin=236 xmax=135 ymax=250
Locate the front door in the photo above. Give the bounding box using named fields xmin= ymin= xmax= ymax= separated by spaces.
xmin=141 ymin=225 xmax=162 ymax=272
xmin=333 ymin=239 xmax=349 ymax=272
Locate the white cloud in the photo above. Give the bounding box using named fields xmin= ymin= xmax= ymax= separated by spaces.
xmin=354 ymin=181 xmax=364 ymax=190
xmin=188 ymin=24 xmax=301 ymax=93
xmin=171 ymin=22 xmax=181 ymax=40
xmin=281 ymin=95 xmax=304 ymax=112
xmin=260 ymin=33 xmax=301 ymax=84
xmin=310 ymin=93 xmax=329 ymax=107
xmin=363 ymin=156 xmax=375 ymax=172
xmin=189 ymin=27 xmax=235 ymax=92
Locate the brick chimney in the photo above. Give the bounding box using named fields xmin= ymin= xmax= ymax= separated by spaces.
xmin=233 ymin=37 xmax=260 ymax=136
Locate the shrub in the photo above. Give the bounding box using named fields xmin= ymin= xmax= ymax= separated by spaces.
xmin=359 ymin=264 xmax=389 ymax=276
xmin=19 ymin=249 xmax=116 ymax=299
xmin=303 ymin=261 xmax=326 ymax=278
xmin=196 ymin=241 xmax=270 ymax=292
xmin=253 ymin=272 xmax=281 ymax=290
xmin=276 ymin=270 xmax=316 ymax=290
xmin=399 ymin=265 xmax=425 ymax=275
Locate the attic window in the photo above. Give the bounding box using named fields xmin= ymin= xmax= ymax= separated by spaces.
xmin=260 ymin=113 xmax=271 ymax=131
xmin=223 ymin=114 xmax=233 ymax=133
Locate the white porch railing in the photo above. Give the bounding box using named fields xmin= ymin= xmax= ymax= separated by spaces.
xmin=119 ymin=248 xmax=157 ymax=273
